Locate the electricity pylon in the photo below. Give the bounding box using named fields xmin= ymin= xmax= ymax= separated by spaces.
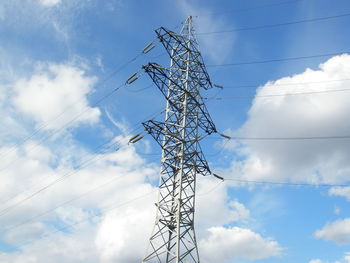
xmin=141 ymin=16 xmax=216 ymax=263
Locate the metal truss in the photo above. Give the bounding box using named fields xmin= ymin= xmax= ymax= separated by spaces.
xmin=142 ymin=16 xmax=216 ymax=263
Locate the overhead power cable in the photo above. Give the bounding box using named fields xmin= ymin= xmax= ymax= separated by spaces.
xmin=0 ymin=108 xmax=164 ymax=219
xmin=221 ymin=78 xmax=350 ymax=89
xmin=197 ymin=12 xmax=350 ymax=35
xmin=13 ymin=190 xmax=156 ymax=250
xmin=0 ymin=40 xmax=158 ymax=161
xmin=196 ymin=0 xmax=303 ymax=17
xmin=0 ymin=83 xmax=125 ymax=174
xmin=1 ymin=172 xmax=126 ymax=233
xmin=0 ymin=140 xmax=120 ymax=219
xmin=10 ymin=175 xmax=221 ymax=250
xmin=223 ymin=178 xmax=350 ymax=187
xmin=207 ymin=51 xmax=349 ymax=67
xmin=1 ymin=107 xmax=162 ymax=207
xmin=205 ymin=87 xmax=350 ymax=100
xmin=217 ymin=133 xmax=350 ymax=141
xmin=0 ymin=136 xmax=117 ymax=206
xmin=125 ymin=83 xmax=153 ymax=93
xmin=0 ymin=69 xmax=146 ymax=174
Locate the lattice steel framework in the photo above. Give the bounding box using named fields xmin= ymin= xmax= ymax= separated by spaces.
xmin=142 ymin=16 xmax=216 ymax=263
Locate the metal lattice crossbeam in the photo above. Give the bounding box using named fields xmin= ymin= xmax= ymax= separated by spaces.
xmin=142 ymin=16 xmax=216 ymax=263
xmin=142 ymin=63 xmax=216 ymax=135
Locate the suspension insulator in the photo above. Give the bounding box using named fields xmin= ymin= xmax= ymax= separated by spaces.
xmin=126 ymin=72 xmax=139 ymax=84
xmin=213 ymin=173 xmax=224 ymax=181
xmin=129 ymin=133 xmax=141 ymax=143
xmin=214 ymin=84 xmax=224 ymax=89
xmin=219 ymin=133 xmax=232 ymax=140
xmin=143 ymin=42 xmax=156 ymax=54
xmin=129 ymin=135 xmax=144 ymax=144
xmin=150 ymin=63 xmax=166 ymax=70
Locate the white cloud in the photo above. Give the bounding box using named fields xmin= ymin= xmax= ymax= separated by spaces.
xmin=224 ymin=54 xmax=350 ymax=184
xmin=329 ymin=187 xmax=350 ymax=201
xmin=0 ymin=135 xmax=159 ymax=262
xmin=0 ymin=126 xmax=280 ymax=262
xmin=0 ymin=38 xmax=280 ymax=262
xmin=95 ymin=203 xmax=155 ymax=263
xmin=0 ymin=106 xmax=271 ymax=263
xmin=315 ymin=218 xmax=350 ymax=245
xmin=344 ymin=252 xmax=350 ymax=263
xmin=38 ymin=0 xmax=61 ymax=7
xmin=199 ymin=226 xmax=282 ymax=263
xmin=196 ymin=177 xmax=250 ymax=234
xmin=13 ymin=63 xmax=100 ymax=131
xmin=308 ymin=253 xmax=350 ymax=263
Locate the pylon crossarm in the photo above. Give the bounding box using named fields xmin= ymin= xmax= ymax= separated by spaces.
xmin=142 ymin=120 xmax=211 ymax=177
xmin=155 ymin=27 xmax=212 ymax=90
xmin=143 ymin=63 xmax=216 ymax=135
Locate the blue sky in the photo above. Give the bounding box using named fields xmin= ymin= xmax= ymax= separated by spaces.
xmin=1 ymin=0 xmax=350 ymax=262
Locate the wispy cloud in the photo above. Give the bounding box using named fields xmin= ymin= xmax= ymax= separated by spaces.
xmin=38 ymin=0 xmax=61 ymax=7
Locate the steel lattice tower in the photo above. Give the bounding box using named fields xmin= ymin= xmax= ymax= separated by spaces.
xmin=142 ymin=16 xmax=216 ymax=263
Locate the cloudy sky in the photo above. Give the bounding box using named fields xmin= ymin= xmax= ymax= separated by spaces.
xmin=0 ymin=0 xmax=350 ymax=262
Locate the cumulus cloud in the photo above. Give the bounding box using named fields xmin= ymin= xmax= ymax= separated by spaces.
xmin=0 ymin=135 xmax=158 ymax=262
xmin=344 ymin=252 xmax=350 ymax=263
xmin=0 ymin=140 xmax=277 ymax=263
xmin=309 ymin=253 xmax=350 ymax=263
xmin=13 ymin=63 xmax=100 ymax=131
xmin=315 ymin=218 xmax=350 ymax=245
xmin=224 ymin=54 xmax=350 ymax=184
xmin=0 ymin=49 xmax=283 ymax=263
xmin=199 ymin=226 xmax=282 ymax=263
xmin=95 ymin=203 xmax=155 ymax=263
xmin=196 ymin=177 xmax=250 ymax=235
xmin=329 ymin=186 xmax=350 ymax=201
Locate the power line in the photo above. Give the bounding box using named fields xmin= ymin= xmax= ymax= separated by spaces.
xmin=1 ymin=172 xmax=126 ymax=233
xmin=0 ymin=109 xmax=163 ymax=219
xmin=0 ymin=68 xmax=132 ymax=160
xmin=1 ymin=107 xmax=163 ymax=207
xmin=220 ymin=78 xmax=350 ymax=89
xmin=125 ymin=83 xmax=153 ymax=93
xmin=207 ymin=51 xmax=349 ymax=67
xmin=197 ymin=181 xmax=224 ymax=196
xmin=205 ymin=87 xmax=350 ymax=100
xmin=0 ymin=83 xmax=126 ymax=174
xmin=0 ymin=140 xmax=119 ymax=218
xmin=197 ymin=12 xmax=350 ymax=35
xmin=223 ymin=178 xmax=350 ymax=187
xmin=13 ymin=190 xmax=156 ymax=250
xmin=0 ymin=40 xmax=158 ymax=162
xmin=9 ymin=175 xmax=221 ymax=250
xmin=215 ymin=134 xmax=350 ymax=141
xmin=195 ymin=0 xmax=303 ymax=17
xmin=10 ymin=177 xmax=347 ymax=250
xmin=0 ymin=68 xmax=146 ymax=174
xmin=0 ymin=136 xmax=117 ymax=206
